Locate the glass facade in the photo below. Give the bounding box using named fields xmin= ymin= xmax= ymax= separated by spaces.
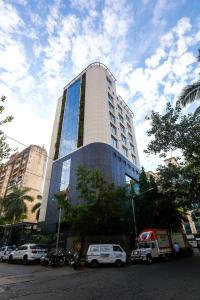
xmin=60 ymin=159 xmax=71 ymax=191
xmin=59 ymin=79 xmax=81 ymax=157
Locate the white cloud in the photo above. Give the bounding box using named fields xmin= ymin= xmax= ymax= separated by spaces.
xmin=0 ymin=0 xmax=24 ymax=33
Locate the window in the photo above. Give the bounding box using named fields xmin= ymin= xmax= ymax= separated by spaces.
xmin=121 ymin=134 xmax=127 ymax=145
xmin=120 ymin=123 xmax=125 ymax=134
xmin=122 ymin=146 xmax=128 ymax=157
xmin=60 ymin=159 xmax=71 ymax=191
xmin=108 ymin=93 xmax=113 ymax=103
xmin=130 ymin=143 xmax=135 ymax=153
xmin=111 ymin=135 xmax=118 ymax=148
xmin=90 ymin=246 xmax=99 ymax=252
xmin=113 ymin=246 xmax=123 ymax=252
xmin=127 ymin=123 xmax=132 ymax=132
xmin=110 ymin=112 xmax=116 ymax=124
xmin=119 ymin=113 xmax=123 ymax=123
xmin=109 ymin=102 xmax=115 ymax=113
xmin=118 ymin=105 xmax=122 ymax=114
xmin=126 ymin=115 xmax=130 ymax=123
xmin=59 ymin=79 xmax=81 ymax=157
xmin=110 ymin=123 xmax=117 ymax=135
xmin=100 ymin=246 xmax=112 ymax=252
xmin=132 ymin=154 xmax=136 ymax=164
xmin=106 ymin=76 xmax=112 ymax=86
xmin=129 ymin=133 xmax=133 ymax=141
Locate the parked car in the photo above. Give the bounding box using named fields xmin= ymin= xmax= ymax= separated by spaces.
xmin=0 ymin=246 xmax=16 ymax=262
xmin=86 ymin=244 xmax=127 ymax=267
xmin=8 ymin=244 xmax=47 ymax=264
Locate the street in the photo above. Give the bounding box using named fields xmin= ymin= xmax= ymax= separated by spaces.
xmin=0 ymin=253 xmax=200 ymax=300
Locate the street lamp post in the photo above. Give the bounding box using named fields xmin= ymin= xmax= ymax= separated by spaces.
xmin=56 ymin=207 xmax=62 ymax=256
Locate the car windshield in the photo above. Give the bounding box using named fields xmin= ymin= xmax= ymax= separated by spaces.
xmin=138 ymin=243 xmax=151 ymax=249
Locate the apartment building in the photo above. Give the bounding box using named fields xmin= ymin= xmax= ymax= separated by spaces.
xmin=0 ymin=145 xmax=47 ymax=223
xmin=40 ymin=62 xmax=140 ymax=230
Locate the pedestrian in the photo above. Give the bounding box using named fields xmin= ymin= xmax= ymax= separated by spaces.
xmin=173 ymin=242 xmax=180 ymax=257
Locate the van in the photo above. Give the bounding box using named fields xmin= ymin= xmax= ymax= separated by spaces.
xmin=86 ymin=244 xmax=126 ymax=267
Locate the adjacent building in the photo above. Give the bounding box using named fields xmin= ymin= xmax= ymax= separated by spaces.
xmin=40 ymin=62 xmax=140 ymax=231
xmin=0 ymin=145 xmax=47 ymax=223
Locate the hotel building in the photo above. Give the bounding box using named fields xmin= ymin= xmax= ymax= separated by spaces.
xmin=40 ymin=63 xmax=140 ymax=230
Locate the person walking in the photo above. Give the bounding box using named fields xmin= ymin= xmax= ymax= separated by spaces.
xmin=173 ymin=242 xmax=180 ymax=257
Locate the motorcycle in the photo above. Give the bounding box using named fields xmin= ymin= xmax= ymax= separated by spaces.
xmin=69 ymin=252 xmax=80 ymax=270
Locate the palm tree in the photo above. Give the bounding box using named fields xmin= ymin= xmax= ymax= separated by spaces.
xmin=3 ymin=186 xmax=34 ymax=224
xmin=31 ymin=195 xmax=42 ymax=222
xmin=178 ymin=49 xmax=200 ymax=115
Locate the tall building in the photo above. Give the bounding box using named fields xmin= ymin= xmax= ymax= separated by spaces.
xmin=40 ymin=63 xmax=140 ymax=230
xmin=0 ymin=145 xmax=47 ymax=223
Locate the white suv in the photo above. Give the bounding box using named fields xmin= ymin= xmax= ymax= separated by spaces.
xmin=86 ymin=244 xmax=127 ymax=267
xmin=8 ymin=244 xmax=47 ymax=264
xmin=0 ymin=246 xmax=16 ymax=262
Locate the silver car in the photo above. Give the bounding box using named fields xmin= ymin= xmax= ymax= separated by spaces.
xmin=0 ymin=246 xmax=16 ymax=262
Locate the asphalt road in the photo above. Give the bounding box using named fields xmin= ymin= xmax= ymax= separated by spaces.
xmin=0 ymin=253 xmax=200 ymax=300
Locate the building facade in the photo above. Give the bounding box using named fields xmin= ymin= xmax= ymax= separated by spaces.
xmin=0 ymin=145 xmax=47 ymax=223
xmin=40 ymin=63 xmax=140 ymax=231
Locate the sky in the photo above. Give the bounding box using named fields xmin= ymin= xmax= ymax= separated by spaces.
xmin=0 ymin=0 xmax=200 ymax=171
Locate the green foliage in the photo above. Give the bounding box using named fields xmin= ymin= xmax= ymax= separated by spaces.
xmin=135 ymin=166 xmax=188 ymax=232
xmin=0 ymin=96 xmax=13 ymax=165
xmin=145 ymin=102 xmax=200 ymax=161
xmin=178 ymin=48 xmax=200 ymax=113
xmin=31 ymin=195 xmax=42 ymax=222
xmin=2 ymin=186 xmax=33 ymax=224
xmin=59 ymin=165 xmax=132 ymax=237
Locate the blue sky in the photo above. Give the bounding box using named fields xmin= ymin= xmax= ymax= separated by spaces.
xmin=0 ymin=0 xmax=200 ymax=171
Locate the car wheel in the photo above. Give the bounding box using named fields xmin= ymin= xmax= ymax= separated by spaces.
xmin=8 ymin=255 xmax=13 ymax=264
xmin=146 ymin=255 xmax=152 ymax=265
xmin=23 ymin=255 xmax=29 ymax=265
xmin=91 ymin=260 xmax=98 ymax=268
xmin=115 ymin=259 xmax=123 ymax=267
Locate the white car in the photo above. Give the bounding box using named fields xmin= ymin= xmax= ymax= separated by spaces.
xmin=86 ymin=244 xmax=127 ymax=267
xmin=0 ymin=246 xmax=16 ymax=262
xmin=8 ymin=244 xmax=47 ymax=264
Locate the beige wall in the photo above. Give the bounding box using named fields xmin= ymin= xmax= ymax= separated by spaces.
xmin=39 ymin=97 xmax=62 ymax=222
xmin=22 ymin=146 xmax=47 ymax=223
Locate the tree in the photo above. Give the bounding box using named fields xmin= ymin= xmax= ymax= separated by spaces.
xmin=134 ymin=166 xmax=189 ymax=232
xmin=59 ymin=166 xmax=132 ymax=237
xmin=0 ymin=96 xmax=13 ymax=165
xmin=2 ymin=187 xmax=34 ymax=224
xmin=178 ymin=49 xmax=200 ymax=115
xmin=145 ymin=102 xmax=200 ymax=161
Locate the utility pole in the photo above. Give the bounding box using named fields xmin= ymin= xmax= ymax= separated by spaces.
xmin=130 ymin=183 xmax=154 ymax=242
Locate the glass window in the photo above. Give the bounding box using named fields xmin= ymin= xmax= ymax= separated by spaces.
xmin=132 ymin=154 xmax=136 ymax=164
xmin=109 ymin=102 xmax=115 ymax=114
xmin=108 ymin=93 xmax=113 ymax=103
xmin=60 ymin=159 xmax=71 ymax=191
xmin=127 ymin=123 xmax=132 ymax=132
xmin=113 ymin=246 xmax=122 ymax=252
xmin=129 ymin=133 xmax=133 ymax=141
xmin=59 ymin=79 xmax=81 ymax=158
xmin=111 ymin=135 xmax=117 ymax=148
xmin=119 ymin=113 xmax=123 ymax=123
xmin=121 ymin=134 xmax=127 ymax=145
xmin=126 ymin=115 xmax=130 ymax=123
xmin=130 ymin=143 xmax=135 ymax=153
xmin=118 ymin=105 xmax=122 ymax=114
xmin=106 ymin=76 xmax=112 ymax=86
xmin=122 ymin=146 xmax=128 ymax=157
xmin=100 ymin=246 xmax=112 ymax=252
xmin=110 ymin=123 xmax=117 ymax=135
xmin=90 ymin=246 xmax=99 ymax=252
xmin=120 ymin=123 xmax=125 ymax=133
xmin=110 ymin=112 xmax=116 ymax=124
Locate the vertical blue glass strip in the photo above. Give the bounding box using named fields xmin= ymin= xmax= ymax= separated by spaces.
xmin=59 ymin=79 xmax=81 ymax=158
